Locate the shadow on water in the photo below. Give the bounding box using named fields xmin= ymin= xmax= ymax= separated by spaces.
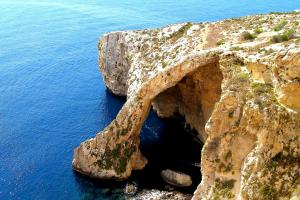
xmin=102 ymin=89 xmax=127 ymax=119
xmin=136 ymin=111 xmax=203 ymax=193
xmin=74 ymin=91 xmax=203 ymax=199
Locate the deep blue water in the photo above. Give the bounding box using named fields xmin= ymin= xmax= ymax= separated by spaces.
xmin=1 ymin=1 xmax=300 ymax=199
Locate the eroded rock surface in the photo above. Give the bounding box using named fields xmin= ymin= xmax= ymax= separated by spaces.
xmin=73 ymin=12 xmax=300 ymax=199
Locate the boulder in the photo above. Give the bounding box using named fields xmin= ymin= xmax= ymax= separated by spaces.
xmin=160 ymin=169 xmax=192 ymax=187
xmin=124 ymin=182 xmax=138 ymax=195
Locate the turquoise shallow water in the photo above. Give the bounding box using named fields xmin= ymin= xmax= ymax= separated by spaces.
xmin=0 ymin=1 xmax=300 ymax=199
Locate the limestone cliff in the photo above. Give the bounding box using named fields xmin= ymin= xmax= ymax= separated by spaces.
xmin=73 ymin=12 xmax=300 ymax=200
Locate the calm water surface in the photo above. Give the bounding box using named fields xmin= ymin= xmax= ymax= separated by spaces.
xmin=0 ymin=0 xmax=299 ymax=199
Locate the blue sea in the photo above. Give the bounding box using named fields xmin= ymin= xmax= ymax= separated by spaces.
xmin=0 ymin=1 xmax=299 ymax=199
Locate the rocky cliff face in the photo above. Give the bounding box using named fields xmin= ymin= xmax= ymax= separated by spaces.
xmin=73 ymin=12 xmax=300 ymax=199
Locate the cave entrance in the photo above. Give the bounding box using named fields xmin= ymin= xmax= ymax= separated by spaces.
xmin=132 ymin=60 xmax=223 ymax=193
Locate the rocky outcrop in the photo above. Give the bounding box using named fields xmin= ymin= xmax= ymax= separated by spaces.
xmin=98 ymin=32 xmax=132 ymax=96
xmin=73 ymin=12 xmax=300 ymax=199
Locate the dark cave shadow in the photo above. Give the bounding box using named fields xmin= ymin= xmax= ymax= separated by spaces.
xmin=137 ymin=111 xmax=203 ymax=193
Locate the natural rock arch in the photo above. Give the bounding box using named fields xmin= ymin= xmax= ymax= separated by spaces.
xmin=73 ymin=14 xmax=300 ymax=199
xmin=72 ymin=52 xmax=221 ymax=180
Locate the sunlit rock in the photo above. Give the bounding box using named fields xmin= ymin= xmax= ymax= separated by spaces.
xmin=161 ymin=169 xmax=193 ymax=187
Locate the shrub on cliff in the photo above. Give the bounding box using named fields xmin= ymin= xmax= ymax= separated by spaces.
xmin=242 ymin=31 xmax=256 ymax=40
xmin=271 ymin=29 xmax=295 ymax=43
xmin=254 ymin=28 xmax=263 ymax=34
xmin=273 ymin=20 xmax=288 ymax=31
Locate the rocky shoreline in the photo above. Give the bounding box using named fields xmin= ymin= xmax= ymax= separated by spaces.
xmin=73 ymin=12 xmax=300 ymax=199
xmin=126 ymin=189 xmax=192 ymax=200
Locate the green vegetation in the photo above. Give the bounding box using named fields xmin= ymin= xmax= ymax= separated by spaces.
xmin=251 ymin=82 xmax=273 ymax=95
xmin=238 ymin=72 xmax=250 ymax=80
xmin=259 ymin=185 xmax=278 ymax=200
xmin=231 ymin=46 xmax=243 ymax=51
xmin=162 ymin=61 xmax=169 ymax=68
xmin=293 ymin=21 xmax=299 ymax=26
xmin=117 ymin=120 xmax=133 ymax=137
xmin=212 ymin=179 xmax=236 ymax=199
xmin=226 ymin=71 xmax=250 ymax=91
xmin=220 ymin=57 xmax=250 ymax=94
xmin=268 ymin=152 xmax=300 ymax=170
xmin=216 ymin=39 xmax=226 ymax=46
xmin=250 ymin=82 xmax=281 ymax=109
xmin=117 ymin=145 xmax=136 ymax=174
xmin=254 ymin=28 xmax=263 ymax=34
xmin=250 ymin=138 xmax=300 ymax=200
xmin=269 ymin=11 xmax=300 ymax=15
xmin=273 ymin=20 xmax=287 ymax=31
xmin=168 ymin=22 xmax=192 ymax=42
xmin=259 ymin=48 xmax=275 ymax=55
xmin=127 ymin=53 xmax=134 ymax=61
xmin=271 ymin=29 xmax=295 ymax=43
xmin=242 ymin=31 xmax=256 ymax=40
xmin=94 ymin=143 xmax=136 ymax=175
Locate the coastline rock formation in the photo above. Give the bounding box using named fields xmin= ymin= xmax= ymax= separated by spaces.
xmin=73 ymin=12 xmax=300 ymax=199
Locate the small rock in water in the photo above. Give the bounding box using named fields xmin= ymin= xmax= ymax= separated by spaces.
xmin=160 ymin=169 xmax=192 ymax=187
xmin=165 ymin=184 xmax=175 ymax=191
xmin=124 ymin=182 xmax=138 ymax=195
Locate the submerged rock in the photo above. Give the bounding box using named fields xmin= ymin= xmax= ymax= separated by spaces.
xmin=73 ymin=12 xmax=300 ymax=200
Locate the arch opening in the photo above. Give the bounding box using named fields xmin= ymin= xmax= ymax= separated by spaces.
xmin=152 ymin=60 xmax=223 ymax=142
xmin=133 ymin=60 xmax=223 ymax=193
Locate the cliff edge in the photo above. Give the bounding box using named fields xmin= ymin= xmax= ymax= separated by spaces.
xmin=73 ymin=12 xmax=300 ymax=200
